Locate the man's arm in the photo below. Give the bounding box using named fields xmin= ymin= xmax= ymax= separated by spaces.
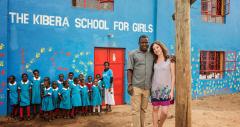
xmin=127 ymin=51 xmax=134 ymax=85
xmin=127 ymin=51 xmax=134 ymax=95
xmin=127 ymin=69 xmax=134 ymax=96
xmin=127 ymin=69 xmax=133 ymax=86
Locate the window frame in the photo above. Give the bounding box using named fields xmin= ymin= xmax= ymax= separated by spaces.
xmin=199 ymin=50 xmax=236 ymax=80
xmin=201 ymin=0 xmax=230 ymax=23
xmin=72 ymin=0 xmax=114 ymax=11
xmin=199 ymin=50 xmax=225 ymax=79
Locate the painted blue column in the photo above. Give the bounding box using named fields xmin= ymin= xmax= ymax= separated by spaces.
xmin=0 ymin=0 xmax=8 ymax=116
xmin=153 ymin=0 xmax=158 ymax=41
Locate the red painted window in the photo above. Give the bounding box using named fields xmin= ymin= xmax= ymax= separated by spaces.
xmin=201 ymin=0 xmax=230 ymax=23
xmin=72 ymin=0 xmax=114 ymax=11
xmin=199 ymin=51 xmax=236 ymax=79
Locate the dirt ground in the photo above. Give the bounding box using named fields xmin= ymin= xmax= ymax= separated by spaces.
xmin=1 ymin=93 xmax=240 ymax=127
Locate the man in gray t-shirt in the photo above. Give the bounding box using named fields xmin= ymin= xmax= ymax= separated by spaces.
xmin=127 ymin=35 xmax=154 ymax=127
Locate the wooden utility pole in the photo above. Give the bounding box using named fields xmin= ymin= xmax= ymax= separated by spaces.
xmin=175 ymin=0 xmax=192 ymax=127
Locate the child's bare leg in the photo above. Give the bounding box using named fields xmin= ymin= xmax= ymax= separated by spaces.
xmin=19 ymin=107 xmax=24 ymax=121
xmin=105 ymin=104 xmax=109 ymax=112
xmin=71 ymin=107 xmax=75 ymax=118
xmin=108 ymin=105 xmax=112 ymax=112
xmin=27 ymin=106 xmax=31 ymax=120
xmin=49 ymin=111 xmax=53 ymax=121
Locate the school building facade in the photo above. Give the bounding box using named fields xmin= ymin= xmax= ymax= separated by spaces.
xmin=0 ymin=0 xmax=239 ymax=116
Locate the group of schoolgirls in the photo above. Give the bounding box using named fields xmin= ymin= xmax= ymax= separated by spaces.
xmin=7 ymin=70 xmax=104 ymax=121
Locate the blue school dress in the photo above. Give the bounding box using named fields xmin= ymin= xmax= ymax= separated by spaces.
xmin=52 ymin=87 xmax=60 ymax=109
xmin=59 ymin=87 xmax=72 ymax=109
xmin=98 ymin=80 xmax=104 ymax=98
xmin=31 ymin=77 xmax=42 ymax=104
xmin=98 ymin=80 xmax=104 ymax=89
xmin=68 ymin=79 xmax=74 ymax=86
xmin=102 ymin=69 xmax=113 ymax=89
xmin=91 ymin=85 xmax=102 ymax=106
xmin=70 ymin=84 xmax=82 ymax=107
xmin=19 ymin=80 xmax=31 ymax=107
xmin=7 ymin=82 xmax=18 ymax=105
xmin=80 ymin=85 xmax=90 ymax=106
xmin=57 ymin=80 xmax=64 ymax=91
xmin=42 ymin=87 xmax=54 ymax=111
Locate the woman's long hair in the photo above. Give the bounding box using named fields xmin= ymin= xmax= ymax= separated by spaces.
xmin=150 ymin=41 xmax=168 ymax=63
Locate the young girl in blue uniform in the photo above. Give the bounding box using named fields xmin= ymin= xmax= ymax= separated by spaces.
xmin=86 ymin=75 xmax=93 ymax=113
xmin=96 ymin=74 xmax=104 ymax=112
xmin=52 ymin=81 xmax=60 ymax=118
xmin=18 ymin=73 xmax=31 ymax=121
xmin=7 ymin=75 xmax=18 ymax=119
xmin=31 ymin=69 xmax=42 ymax=116
xmin=78 ymin=73 xmax=84 ymax=83
xmin=41 ymin=77 xmax=54 ymax=121
xmin=59 ymin=80 xmax=72 ymax=118
xmin=91 ymin=78 xmax=102 ymax=115
xmin=70 ymin=78 xmax=82 ymax=118
xmin=80 ymin=80 xmax=90 ymax=116
xmin=57 ymin=74 xmax=64 ymax=91
xmin=78 ymin=74 xmax=84 ymax=114
xmin=67 ymin=72 xmax=74 ymax=85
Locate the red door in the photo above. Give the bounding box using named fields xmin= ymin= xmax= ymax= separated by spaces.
xmin=94 ymin=47 xmax=125 ymax=105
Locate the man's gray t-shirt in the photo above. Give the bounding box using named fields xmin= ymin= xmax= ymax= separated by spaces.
xmin=128 ymin=49 xmax=154 ymax=89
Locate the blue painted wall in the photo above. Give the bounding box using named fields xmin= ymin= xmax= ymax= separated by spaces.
xmin=157 ymin=0 xmax=240 ymax=99
xmin=1 ymin=0 xmax=157 ymax=116
xmin=190 ymin=0 xmax=240 ymax=98
xmin=0 ymin=0 xmax=8 ymax=116
xmin=7 ymin=0 xmax=154 ymax=78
